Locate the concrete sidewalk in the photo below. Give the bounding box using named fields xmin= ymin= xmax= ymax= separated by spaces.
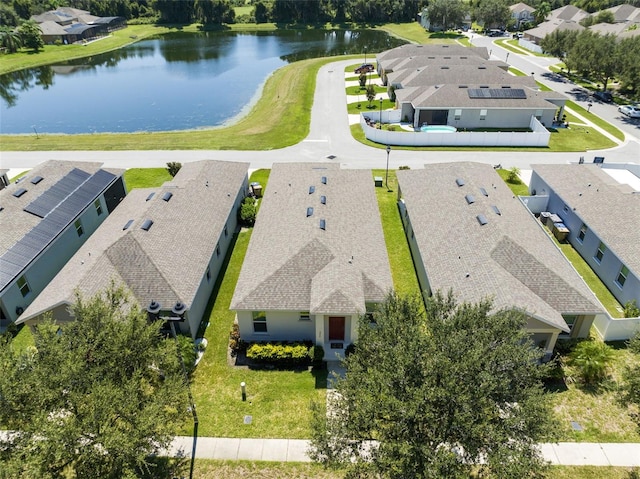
xmin=167 ymin=436 xmax=640 ymax=466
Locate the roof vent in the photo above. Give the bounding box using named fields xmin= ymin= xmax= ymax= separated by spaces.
xmin=162 ymin=191 xmax=173 ymax=202
xmin=141 ymin=219 xmax=153 ymax=231
xmin=441 ymin=66 xmax=449 ymax=69
xmin=13 ymin=188 xmax=27 ymax=198
xmin=30 ymin=176 xmax=44 ymax=185
xmin=320 ymin=219 xmax=326 ymax=230
xmin=307 ymin=207 xmax=314 ymax=217
xmin=480 ymin=187 xmax=488 ymax=197
xmin=321 ymin=176 xmax=327 ymax=184
xmin=456 ymin=178 xmax=465 ymax=187
xmin=321 ymin=195 xmax=326 ymax=204
xmin=123 ymin=219 xmax=134 ymax=230
xmin=477 ymin=214 xmax=488 ymax=225
xmin=459 ymin=85 xmax=468 ymax=88
xmin=480 ymin=85 xmax=489 ymax=88
xmin=492 ymin=205 xmax=502 ymax=215
xmin=146 ymin=192 xmax=155 ymax=201
xmin=309 ymin=186 xmax=315 ymax=194
xmin=478 ymin=66 xmax=487 ymax=70
xmin=465 ymin=194 xmax=475 ymax=204
xmin=501 ymin=85 xmax=511 ymax=88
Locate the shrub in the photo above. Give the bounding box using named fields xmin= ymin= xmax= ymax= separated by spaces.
xmin=568 ymin=340 xmax=615 ymax=385
xmin=309 ymin=345 xmax=325 ymax=364
xmin=166 ymin=161 xmax=182 ymax=177
xmin=176 ymin=334 xmax=196 ymax=374
xmin=358 ymin=72 xmax=367 ymax=88
xmin=345 ymin=343 xmax=356 ymax=357
xmin=506 ymin=166 xmax=521 ymax=184
xmin=624 ymin=300 xmax=640 ymax=318
xmin=229 ymin=323 xmax=245 ymax=356
xmin=399 ymin=165 xmax=410 ymax=170
xmin=239 ymin=197 xmax=257 ymax=227
xmin=246 ymin=342 xmax=310 ymax=365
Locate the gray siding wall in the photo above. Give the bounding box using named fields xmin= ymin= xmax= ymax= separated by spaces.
xmin=440 ymin=107 xmax=556 ymax=130
xmin=2 ymin=193 xmax=112 ymax=323
xmin=184 ymin=175 xmax=248 ymax=338
xmin=237 ymin=310 xmax=316 ymax=343
xmin=399 ymin=200 xmax=432 ymax=300
xmin=530 ymin=172 xmax=640 ymax=308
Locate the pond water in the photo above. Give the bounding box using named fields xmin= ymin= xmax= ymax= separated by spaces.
xmin=0 ymin=30 xmax=404 ymax=134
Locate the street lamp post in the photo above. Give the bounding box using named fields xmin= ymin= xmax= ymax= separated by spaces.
xmin=147 ymin=300 xmax=199 ymax=479
xmin=379 ymin=97 xmax=383 ymax=129
xmin=364 ymin=45 xmax=367 ymax=65
xmin=385 ymin=145 xmax=391 ymax=191
xmin=505 ymin=52 xmax=509 ymax=63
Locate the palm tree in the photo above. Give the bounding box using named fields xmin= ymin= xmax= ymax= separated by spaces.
xmin=0 ymin=27 xmax=22 ymax=54
xmin=534 ymin=1 xmax=551 ymax=24
xmin=569 ymin=340 xmax=615 ymax=385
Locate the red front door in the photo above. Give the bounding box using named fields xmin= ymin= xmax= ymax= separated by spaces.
xmin=329 ymin=316 xmax=345 ymax=341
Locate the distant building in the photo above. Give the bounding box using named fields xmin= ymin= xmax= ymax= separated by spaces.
xmin=0 ymin=161 xmax=126 ymax=329
xmin=31 ymin=7 xmax=126 ymax=44
xmin=18 ymin=161 xmax=249 ymax=339
xmin=510 ymin=2 xmax=536 ymax=28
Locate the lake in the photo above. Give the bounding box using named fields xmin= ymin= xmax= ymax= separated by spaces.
xmin=0 ymin=30 xmax=404 ymax=134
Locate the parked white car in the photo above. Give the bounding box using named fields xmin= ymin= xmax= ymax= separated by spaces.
xmin=618 ymin=104 xmax=640 ymax=118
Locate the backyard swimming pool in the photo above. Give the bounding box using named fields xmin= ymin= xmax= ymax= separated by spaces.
xmin=420 ymin=125 xmax=457 ymax=133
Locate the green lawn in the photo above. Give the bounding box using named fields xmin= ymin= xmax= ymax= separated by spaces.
xmin=371 ymin=169 xmax=421 ymax=298
xmin=346 ymin=84 xmax=387 ymax=95
xmin=347 ymin=99 xmax=393 ymax=114
xmin=496 ymin=168 xmax=529 ymax=196
xmin=566 ymin=100 xmax=626 ymax=142
xmin=375 ymin=23 xmax=447 ymax=44
xmin=495 ymin=38 xmax=547 ymax=57
xmin=123 ymin=167 xmax=172 ymax=191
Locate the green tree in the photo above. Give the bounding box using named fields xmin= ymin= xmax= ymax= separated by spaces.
xmin=0 ymin=3 xmax=20 ymax=27
xmin=16 ymin=19 xmax=43 ymax=52
xmin=253 ymin=1 xmax=269 ymax=22
xmin=507 ymin=166 xmax=521 ymax=183
xmin=0 ymin=285 xmax=188 ymax=479
xmin=475 ymin=0 xmax=510 ymax=29
xmin=625 ymin=300 xmax=640 ymax=318
xmin=540 ymin=29 xmax=579 ymax=71
xmin=195 ymin=0 xmax=235 ymax=24
xmin=166 ymin=161 xmax=182 ymax=177
xmin=0 ymin=26 xmax=22 ymax=53
xmin=239 ymin=196 xmax=257 ymax=226
xmin=617 ymin=36 xmax=640 ymax=95
xmin=358 ymin=71 xmax=367 ymax=88
xmin=365 ymin=83 xmax=376 ymax=107
xmin=534 ymin=1 xmax=551 ymax=24
xmin=310 ymin=292 xmax=554 ymax=479
xmin=427 ymin=0 xmax=469 ymax=31
xmin=621 ymin=331 xmax=640 ymax=430
xmin=153 ymin=0 xmax=196 ymax=23
xmin=568 ymin=339 xmax=615 ymax=385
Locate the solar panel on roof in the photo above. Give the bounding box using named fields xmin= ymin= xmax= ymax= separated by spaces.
xmin=456 ymin=178 xmax=465 ymax=187
xmin=24 ymin=168 xmax=90 ymax=218
xmin=468 ymin=88 xmax=527 ymax=99
xmin=13 ymin=188 xmax=27 ymax=198
xmin=162 ymin=191 xmax=173 ymax=202
xmin=141 ymin=219 xmax=153 ymax=231
xmin=30 ymin=176 xmax=43 ymax=185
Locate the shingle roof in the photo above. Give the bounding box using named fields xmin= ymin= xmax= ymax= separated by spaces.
xmin=531 ymin=164 xmax=640 ymax=278
xmin=525 ymin=19 xmax=585 ymax=41
xmin=388 ymin=64 xmax=536 ymax=89
xmin=379 ymin=55 xmax=505 ymax=74
xmin=397 ymin=162 xmax=601 ymax=331
xmin=605 ymin=3 xmax=640 ymax=23
xmin=377 ymin=44 xmax=489 ymax=62
xmin=231 ymin=163 xmax=392 ymax=315
xmin=510 ymin=2 xmax=535 ymax=13
xmin=18 ymin=160 xmax=249 ymax=323
xmin=38 ymin=20 xmax=69 ymax=35
xmin=550 ymin=5 xmax=589 ymax=22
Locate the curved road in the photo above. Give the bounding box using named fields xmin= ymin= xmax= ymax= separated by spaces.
xmin=1 ymin=58 xmax=638 ymax=171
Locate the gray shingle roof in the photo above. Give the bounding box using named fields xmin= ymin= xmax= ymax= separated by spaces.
xmin=397 ymin=162 xmax=601 ymax=330
xmin=377 ymin=44 xmax=489 ymax=63
xmin=525 ymin=20 xmax=585 ymax=41
xmin=19 ymin=160 xmax=248 ymax=322
xmin=380 ymin=55 xmax=505 ymax=75
xmin=532 ymin=163 xmax=640 ymax=278
xmin=231 ymin=163 xmax=392 ymax=314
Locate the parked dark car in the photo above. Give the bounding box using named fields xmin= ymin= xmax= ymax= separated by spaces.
xmin=594 ymin=90 xmax=613 ymax=103
xmin=354 ymin=63 xmax=374 ymax=74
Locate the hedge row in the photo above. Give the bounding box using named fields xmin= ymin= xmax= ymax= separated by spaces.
xmin=246 ymin=342 xmax=324 ymax=365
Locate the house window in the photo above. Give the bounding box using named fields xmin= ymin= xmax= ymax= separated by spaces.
xmin=299 ymin=311 xmax=310 ymax=321
xmin=74 ymin=219 xmax=84 ymax=237
xmin=252 ymin=311 xmax=267 ymax=333
xmin=563 ymin=315 xmax=577 ymax=332
xmin=616 ymin=265 xmax=629 ymax=288
xmin=578 ymin=224 xmax=587 ymax=242
xmin=454 ymin=109 xmax=462 ymax=121
xmin=479 ymin=109 xmax=487 ymax=120
xmin=206 ymin=266 xmax=211 ymax=282
xmin=17 ymin=276 xmax=31 ymax=297
xmin=594 ymin=242 xmax=606 ymax=263
xmin=224 ymin=224 xmax=228 ymax=237
xmin=94 ymin=199 xmax=103 ymax=216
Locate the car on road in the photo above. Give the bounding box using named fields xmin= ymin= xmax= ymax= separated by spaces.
xmin=354 ymin=63 xmax=374 ymax=74
xmin=593 ymin=90 xmax=613 ymax=102
xmin=618 ymin=104 xmax=640 ymax=118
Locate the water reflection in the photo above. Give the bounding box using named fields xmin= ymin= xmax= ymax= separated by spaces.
xmin=0 ymin=30 xmax=404 ymax=133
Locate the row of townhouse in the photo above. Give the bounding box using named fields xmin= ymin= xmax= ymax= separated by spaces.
xmin=3 ymin=160 xmax=638 ymax=358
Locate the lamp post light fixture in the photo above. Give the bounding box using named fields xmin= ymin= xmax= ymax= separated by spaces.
xmin=147 ymin=300 xmax=198 ymax=479
xmin=587 ymin=102 xmax=593 ymax=112
xmin=379 ymin=97 xmax=383 ymax=129
xmin=385 ymin=145 xmax=391 ymax=191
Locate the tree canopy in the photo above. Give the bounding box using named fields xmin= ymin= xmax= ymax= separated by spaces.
xmin=0 ymin=285 xmax=189 ymax=479
xmin=622 ymin=331 xmax=640 ymax=432
xmin=310 ymin=291 xmax=555 ymax=479
xmin=427 ymin=0 xmax=469 ymax=31
xmin=474 ymin=0 xmax=511 ymax=29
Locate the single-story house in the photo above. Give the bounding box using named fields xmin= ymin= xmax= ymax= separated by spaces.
xmin=605 ymin=3 xmax=640 ymax=24
xmin=230 ymin=163 xmax=393 ymax=360
xmin=32 ymin=7 xmax=126 ymax=44
xmin=377 ymin=44 xmax=489 ymax=76
xmin=0 ymin=161 xmax=126 ymax=329
xmin=397 ymin=162 xmax=602 ymax=358
xmin=18 ymin=160 xmax=249 ymax=339
xmin=529 ymin=163 xmax=640 ymax=310
xmin=510 ymin=2 xmax=536 ymax=28
xmin=522 ymin=4 xmax=588 ymax=44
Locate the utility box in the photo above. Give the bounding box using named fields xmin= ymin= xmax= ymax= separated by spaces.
xmin=250 ymin=182 xmax=262 ymax=198
xmin=374 ymin=176 xmax=383 ymax=187
xmin=553 ymin=222 xmax=569 ymax=242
